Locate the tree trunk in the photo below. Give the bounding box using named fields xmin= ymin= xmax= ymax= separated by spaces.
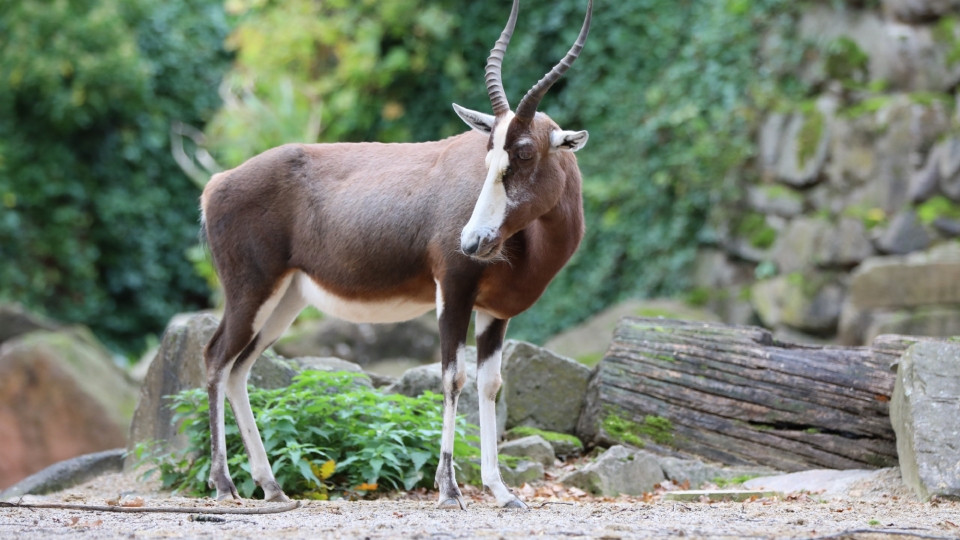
xmin=577 ymin=317 xmax=898 ymax=471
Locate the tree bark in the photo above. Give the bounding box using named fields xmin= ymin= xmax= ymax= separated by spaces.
xmin=577 ymin=317 xmax=898 ymax=471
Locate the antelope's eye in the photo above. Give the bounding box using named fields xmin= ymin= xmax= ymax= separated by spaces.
xmin=517 ymin=150 xmax=534 ymax=161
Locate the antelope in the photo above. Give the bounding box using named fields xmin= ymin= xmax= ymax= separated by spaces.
xmin=199 ymin=0 xmax=592 ymax=509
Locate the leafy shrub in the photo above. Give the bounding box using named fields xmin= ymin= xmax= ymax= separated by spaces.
xmin=135 ymin=370 xmax=480 ymax=499
xmin=0 ymin=0 xmax=232 ymax=354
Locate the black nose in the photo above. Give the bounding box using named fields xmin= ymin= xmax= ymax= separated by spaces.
xmin=463 ymin=240 xmax=480 ymax=255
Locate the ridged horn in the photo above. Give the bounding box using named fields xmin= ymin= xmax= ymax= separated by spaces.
xmin=486 ymin=0 xmax=520 ymax=117
xmin=514 ymin=0 xmax=592 ymax=121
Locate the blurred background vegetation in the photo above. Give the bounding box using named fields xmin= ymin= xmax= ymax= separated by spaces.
xmin=0 ymin=0 xmax=804 ymax=356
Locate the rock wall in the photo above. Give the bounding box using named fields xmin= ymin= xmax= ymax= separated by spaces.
xmin=698 ymin=0 xmax=960 ymax=344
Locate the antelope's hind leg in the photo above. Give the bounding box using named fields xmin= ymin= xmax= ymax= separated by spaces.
xmin=475 ymin=312 xmax=526 ymax=509
xmin=203 ymin=274 xmax=300 ymax=501
xmin=225 ymin=276 xmax=306 ymax=501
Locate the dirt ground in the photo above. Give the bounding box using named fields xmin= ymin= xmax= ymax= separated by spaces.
xmin=1 ymin=470 xmax=959 ymax=540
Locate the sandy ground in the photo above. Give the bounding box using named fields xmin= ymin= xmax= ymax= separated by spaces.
xmin=1 ymin=470 xmax=959 ymax=540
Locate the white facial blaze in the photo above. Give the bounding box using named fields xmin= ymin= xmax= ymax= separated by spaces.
xmin=461 ymin=112 xmax=514 ymax=251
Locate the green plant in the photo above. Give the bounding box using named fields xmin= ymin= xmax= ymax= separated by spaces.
xmin=796 ymin=108 xmax=825 ymax=168
xmin=0 ymin=0 xmax=232 ymax=355
xmin=601 ymin=411 xmax=674 ymax=447
xmin=713 ymin=474 xmax=761 ymax=488
xmin=737 ymin=213 xmax=778 ymax=249
xmin=135 ymin=370 xmax=479 ymax=499
xmin=917 ymin=195 xmax=960 ymax=225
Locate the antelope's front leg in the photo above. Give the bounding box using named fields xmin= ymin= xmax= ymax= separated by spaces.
xmin=475 ymin=312 xmax=526 ymax=508
xmin=434 ymin=283 xmax=473 ymax=510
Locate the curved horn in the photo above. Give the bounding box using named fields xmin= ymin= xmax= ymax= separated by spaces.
xmin=515 ymin=0 xmax=592 ymax=121
xmin=486 ymin=0 xmax=520 ymax=117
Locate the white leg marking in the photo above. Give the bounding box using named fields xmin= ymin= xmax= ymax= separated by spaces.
xmin=478 ymin=348 xmax=517 ymax=504
xmin=474 ymin=310 xmax=494 ymax=338
xmin=440 ymin=345 xmax=467 ymax=456
xmin=435 ymin=280 xmax=444 ymax=320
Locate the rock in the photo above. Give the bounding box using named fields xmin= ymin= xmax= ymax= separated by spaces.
xmin=775 ymin=111 xmax=830 ymax=187
xmin=504 ymin=429 xmax=584 ymax=460
xmin=875 ymin=211 xmax=932 ymax=255
xmin=0 ymin=329 xmax=138 ymax=489
xmin=743 ymin=469 xmax=879 ymax=498
xmin=759 ymin=113 xmax=788 ymax=178
xmin=772 ymin=217 xmax=829 ymax=274
xmin=500 ymin=341 xmax=592 ymax=435
xmin=291 ymin=356 xmax=372 ymax=388
xmin=544 ymin=299 xmax=719 ymax=366
xmin=891 ymin=341 xmax=960 ymax=500
xmin=863 ymin=306 xmax=960 ymax=344
xmin=814 ymin=217 xmax=874 ymax=267
xmin=127 ymin=313 xmax=306 ymax=460
xmin=747 ymin=184 xmax=804 ymax=218
xmin=0 ymin=303 xmax=58 ymax=345
xmin=501 ymin=461 xmax=544 ymax=487
xmin=658 ymin=457 xmax=777 ymax=489
xmin=751 ymin=273 xmax=844 ymax=334
xmin=0 ymin=449 xmax=124 ymax=500
xmin=560 ymin=446 xmax=666 ymax=497
xmin=383 ymin=350 xmax=507 ymax=436
xmin=909 ymin=144 xmax=941 ymax=203
xmin=848 ymin=243 xmax=960 ymax=310
xmin=884 ymin=0 xmax=960 ymax=23
xmin=275 ymin=314 xmax=440 ymax=366
xmin=365 ymin=372 xmax=398 ymax=388
xmin=499 ymin=435 xmax=555 ymax=468
xmin=933 ymin=217 xmax=960 ymax=237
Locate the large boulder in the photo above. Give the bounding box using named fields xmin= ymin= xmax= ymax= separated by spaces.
xmin=383 ymin=348 xmax=506 ymax=436
xmin=543 ymin=300 xmax=719 ymax=366
xmin=0 ymin=329 xmax=138 ymax=489
xmin=848 ymin=243 xmax=960 ymax=310
xmin=499 ymin=341 xmax=592 ymax=435
xmin=658 ymin=457 xmax=777 ymax=489
xmin=560 ymin=445 xmax=666 ymax=496
xmin=0 ymin=303 xmax=58 ymax=345
xmin=274 ymin=314 xmax=440 ymax=366
xmin=874 ymin=211 xmax=932 ymax=255
xmin=890 ymin=341 xmax=960 ymax=500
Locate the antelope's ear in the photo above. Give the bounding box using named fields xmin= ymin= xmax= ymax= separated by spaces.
xmin=550 ymin=130 xmax=589 ymax=152
xmin=453 ymin=103 xmax=495 ymax=134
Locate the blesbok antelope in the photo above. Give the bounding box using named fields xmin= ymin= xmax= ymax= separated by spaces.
xmin=200 ymin=0 xmax=592 ymax=509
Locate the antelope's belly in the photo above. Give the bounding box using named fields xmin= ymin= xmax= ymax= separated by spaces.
xmin=296 ymin=271 xmax=434 ymax=323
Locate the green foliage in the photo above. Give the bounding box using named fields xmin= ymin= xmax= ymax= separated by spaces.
xmin=601 ymin=411 xmax=674 ymax=447
xmin=0 ymin=0 xmax=232 ymax=353
xmin=917 ymin=195 xmax=960 ymax=225
xmin=713 ymin=473 xmax=761 ymax=488
xmin=737 ymin=213 xmax=778 ymax=249
xmin=202 ymin=0 xmax=801 ymax=344
xmin=136 ymin=370 xmax=479 ymax=498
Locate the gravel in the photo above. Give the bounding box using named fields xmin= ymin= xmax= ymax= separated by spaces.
xmin=1 ymin=470 xmax=958 ymax=539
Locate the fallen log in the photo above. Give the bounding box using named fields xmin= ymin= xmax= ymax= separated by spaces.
xmin=577 ymin=317 xmax=898 ymax=471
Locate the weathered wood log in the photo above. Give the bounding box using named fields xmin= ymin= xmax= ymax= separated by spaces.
xmin=577 ymin=317 xmax=898 ymax=471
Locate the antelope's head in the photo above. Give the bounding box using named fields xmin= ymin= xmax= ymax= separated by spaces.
xmin=456 ymin=0 xmax=592 ymax=261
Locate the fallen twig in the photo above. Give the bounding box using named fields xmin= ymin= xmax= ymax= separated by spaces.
xmin=188 ymin=514 xmax=227 ymax=523
xmin=797 ymin=529 xmax=953 ymax=540
xmin=0 ymin=500 xmax=301 ymax=515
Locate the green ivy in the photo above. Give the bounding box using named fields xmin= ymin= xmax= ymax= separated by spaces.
xmin=0 ymin=0 xmax=232 ymax=354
